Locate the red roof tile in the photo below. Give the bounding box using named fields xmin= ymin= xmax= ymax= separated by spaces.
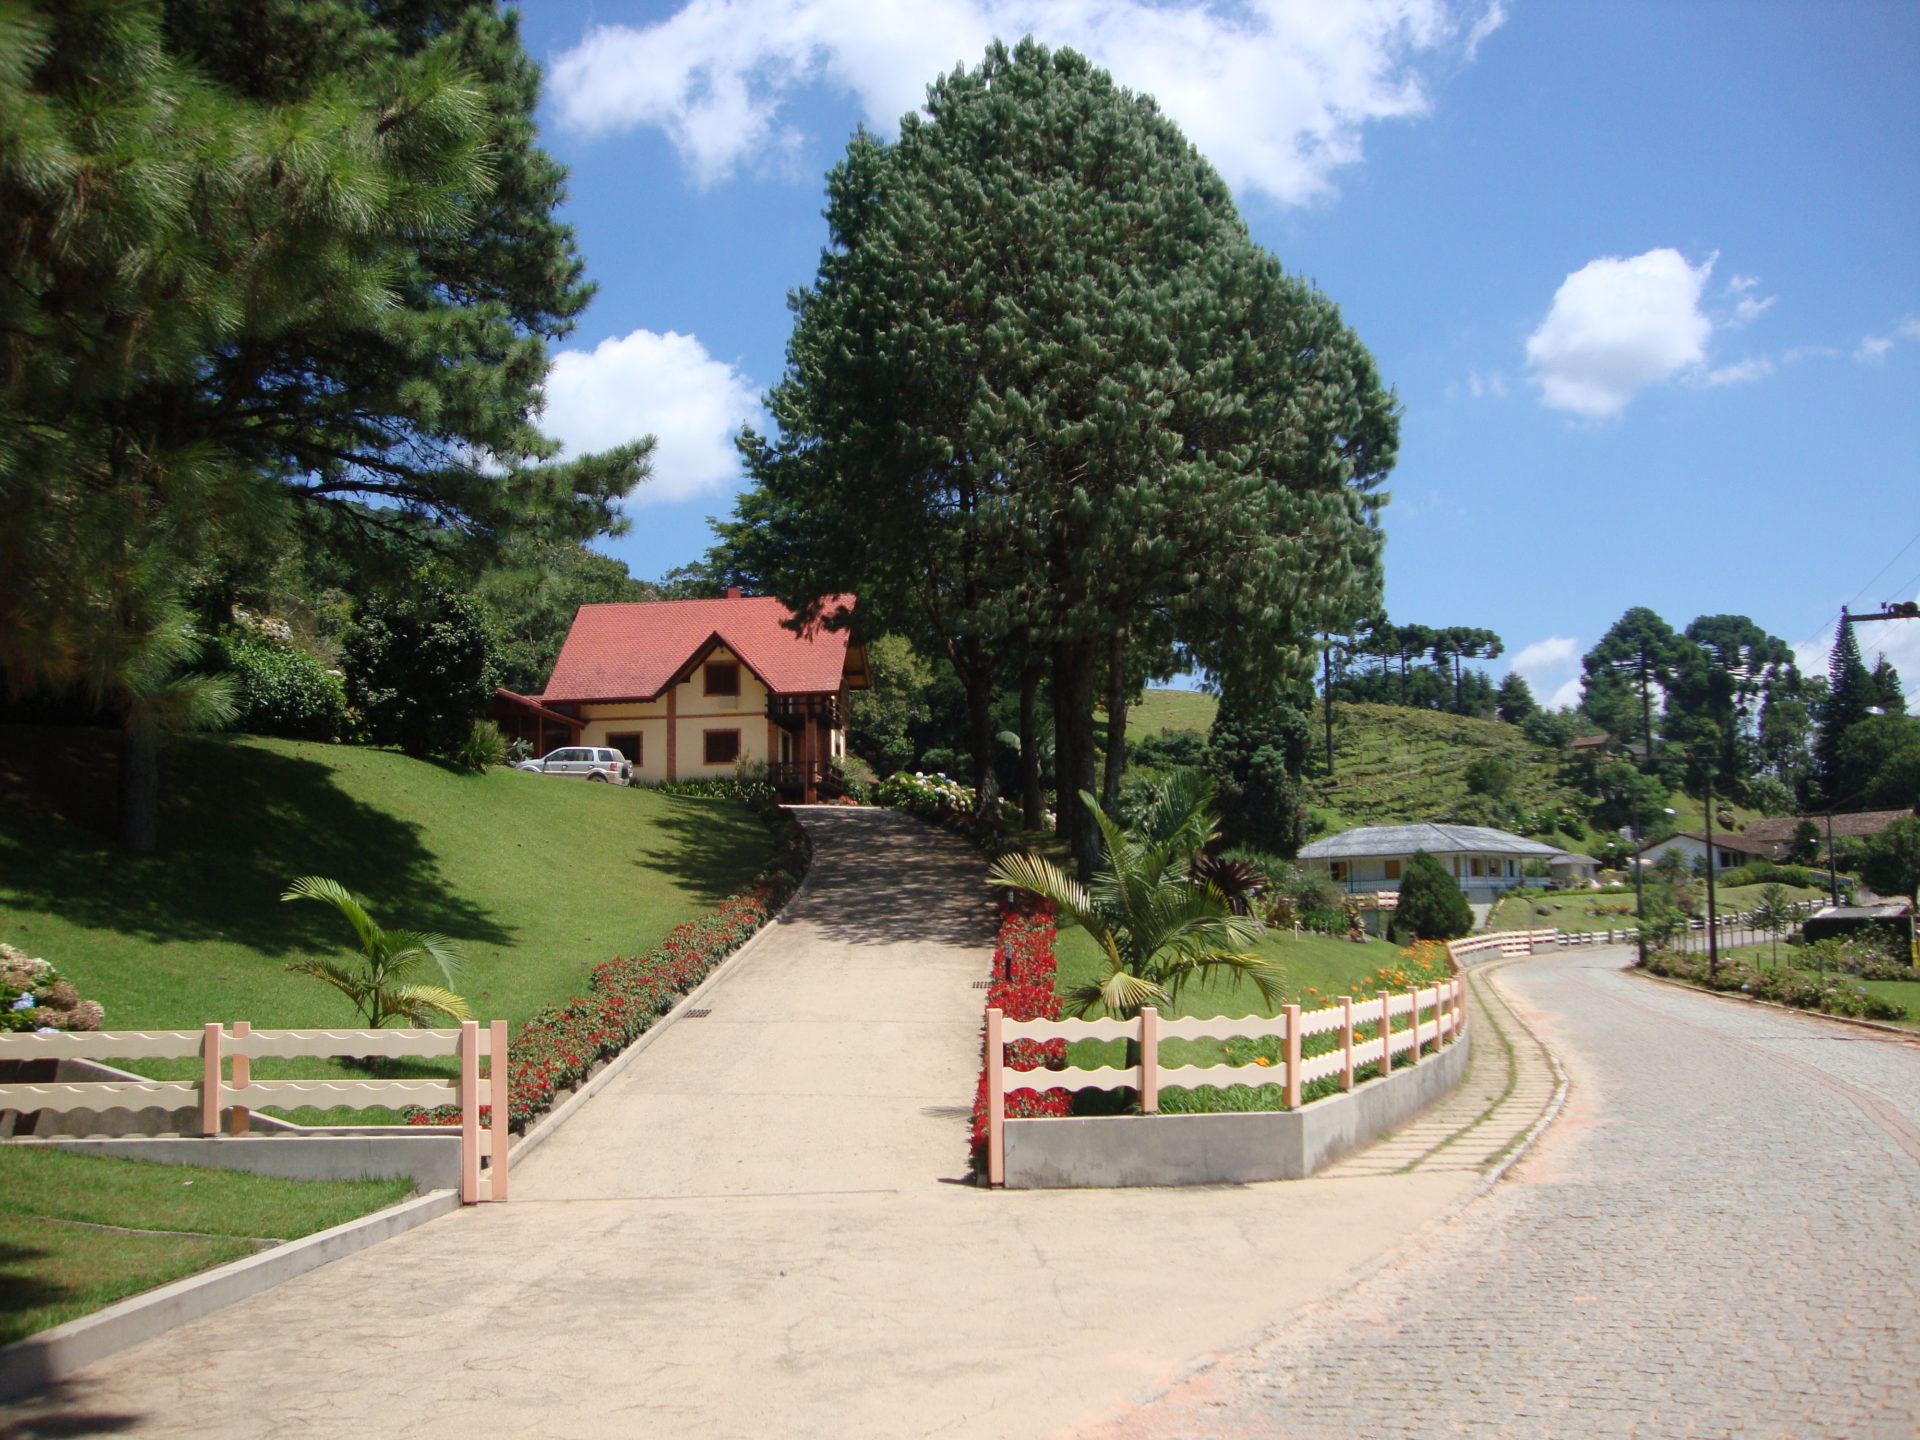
xmin=540 ymin=594 xmax=857 ymax=703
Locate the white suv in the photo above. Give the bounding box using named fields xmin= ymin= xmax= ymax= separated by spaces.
xmin=515 ymin=746 xmax=632 ymax=784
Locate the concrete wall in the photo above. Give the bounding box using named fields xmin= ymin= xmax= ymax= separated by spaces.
xmin=1002 ymin=1033 xmax=1470 ymax=1189
xmin=17 ymin=1134 xmax=462 ymax=1190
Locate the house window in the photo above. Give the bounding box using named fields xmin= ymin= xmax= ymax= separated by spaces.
xmin=1329 ymin=862 xmax=1347 ymax=883
xmin=1470 ymin=858 xmax=1484 ymax=877
xmin=703 ymin=729 xmax=741 ymax=765
xmin=1383 ymin=860 xmax=1401 ymax=881
xmin=704 ymin=662 xmax=740 ymax=697
xmin=607 ymin=732 xmax=642 ymax=764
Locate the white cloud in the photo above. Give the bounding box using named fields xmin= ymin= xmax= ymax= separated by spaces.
xmin=1466 ymin=368 xmax=1509 ymax=399
xmin=1525 ymin=249 xmax=1716 ymax=419
xmin=541 ymin=329 xmax=761 ymax=506
xmin=1699 ymin=356 xmax=1775 ymax=387
xmin=1856 ymin=314 xmax=1920 ymax=362
xmin=549 ymin=0 xmax=1506 ymax=205
xmin=1723 ymin=273 xmax=1775 ymax=329
xmin=1508 ymin=635 xmax=1585 ymax=710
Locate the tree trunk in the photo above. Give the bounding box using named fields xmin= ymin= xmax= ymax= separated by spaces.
xmin=1101 ymin=627 xmax=1128 ymax=812
xmin=1019 ymin=661 xmax=1044 ymax=829
xmin=1322 ymin=642 xmax=1336 ymax=777
xmin=1054 ymin=640 xmax=1100 ymax=881
xmin=120 ymin=718 xmax=158 ymax=856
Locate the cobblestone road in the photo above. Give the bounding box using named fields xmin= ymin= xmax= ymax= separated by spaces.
xmin=1082 ymin=947 xmax=1920 ymax=1440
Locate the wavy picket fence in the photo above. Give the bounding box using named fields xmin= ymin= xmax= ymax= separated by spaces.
xmin=0 ymin=1021 xmax=509 ymax=1203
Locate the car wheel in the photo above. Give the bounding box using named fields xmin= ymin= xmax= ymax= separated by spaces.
xmin=589 ymin=772 xmax=608 ymax=782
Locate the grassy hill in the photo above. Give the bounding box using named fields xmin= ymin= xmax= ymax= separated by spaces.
xmin=0 ymin=726 xmax=774 ymax=1039
xmin=1123 ymin=689 xmax=1765 ymax=853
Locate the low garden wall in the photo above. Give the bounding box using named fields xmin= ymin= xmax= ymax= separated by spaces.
xmin=1002 ymin=1033 xmax=1469 ymax=1188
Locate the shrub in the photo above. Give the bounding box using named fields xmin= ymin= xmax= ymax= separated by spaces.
xmin=970 ymin=896 xmax=1071 ymax=1171
xmin=1642 ymin=950 xmax=1906 ymax=1021
xmin=452 ymin=720 xmax=507 ymax=773
xmin=201 ymin=630 xmax=347 ymax=741
xmin=828 ymin=754 xmax=877 ymax=803
xmin=344 ymin=583 xmax=496 ymax=761
xmin=876 ymin=770 xmax=1018 ymax=851
xmin=1388 ymin=850 xmax=1472 ymax=944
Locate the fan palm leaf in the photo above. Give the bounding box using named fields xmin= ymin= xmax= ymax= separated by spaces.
xmin=282 ymin=877 xmax=469 ymax=1028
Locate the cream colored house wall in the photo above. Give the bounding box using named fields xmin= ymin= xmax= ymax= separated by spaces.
xmin=580 ymin=644 xmax=775 ymax=783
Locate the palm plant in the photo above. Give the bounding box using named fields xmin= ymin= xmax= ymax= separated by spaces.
xmin=281 ymin=877 xmax=470 ymax=1028
xmin=987 ymin=779 xmax=1281 ymax=1018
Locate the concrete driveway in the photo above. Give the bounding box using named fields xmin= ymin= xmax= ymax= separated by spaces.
xmin=6 ymin=808 xmax=1504 ymax=1439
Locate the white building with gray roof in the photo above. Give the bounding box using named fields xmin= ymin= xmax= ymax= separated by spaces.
xmin=1297 ymin=823 xmax=1597 ymax=901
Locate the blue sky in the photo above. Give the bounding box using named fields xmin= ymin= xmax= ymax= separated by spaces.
xmin=514 ymin=0 xmax=1920 ymax=705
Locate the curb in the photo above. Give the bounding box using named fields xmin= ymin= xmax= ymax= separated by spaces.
xmin=0 ymin=1188 xmax=460 ymax=1404
xmin=1626 ymin=966 xmax=1920 ymax=1042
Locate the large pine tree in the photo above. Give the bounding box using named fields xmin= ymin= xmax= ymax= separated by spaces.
xmin=1817 ymin=617 xmax=1873 ymax=804
xmin=0 ymin=0 xmax=648 ymax=848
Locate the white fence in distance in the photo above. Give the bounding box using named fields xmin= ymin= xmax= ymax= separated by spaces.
xmin=1452 ymin=898 xmax=1823 ymax=961
xmin=984 ymin=975 xmax=1466 ymax=1187
xmin=0 ymin=1019 xmax=510 ymax=1203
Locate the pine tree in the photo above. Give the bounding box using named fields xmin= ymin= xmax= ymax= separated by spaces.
xmin=1389 ymin=851 xmax=1472 ymax=944
xmin=1495 ymin=672 xmax=1537 ymax=724
xmin=1817 ymin=617 xmax=1873 ymax=803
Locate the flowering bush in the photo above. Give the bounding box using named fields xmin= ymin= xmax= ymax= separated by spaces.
xmin=969 ymin=896 xmax=1070 ymax=1170
xmin=1349 ymin=940 xmax=1454 ymax=999
xmin=406 ymin=809 xmax=811 ymax=1131
xmin=1643 ymin=950 xmax=1906 ymax=1021
xmin=1 ymin=943 xmax=105 ymax=1033
xmin=875 ymin=771 xmax=1020 ymax=852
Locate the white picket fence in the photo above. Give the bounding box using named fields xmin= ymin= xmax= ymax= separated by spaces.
xmin=983 ymin=975 xmax=1467 ymax=1187
xmin=0 ymin=1020 xmax=510 ymax=1203
xmin=1451 ymin=899 xmax=1824 ymax=962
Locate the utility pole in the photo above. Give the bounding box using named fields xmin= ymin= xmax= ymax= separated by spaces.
xmin=1703 ymin=771 xmax=1721 ymax=979
xmin=1322 ymin=639 xmax=1336 ymax=779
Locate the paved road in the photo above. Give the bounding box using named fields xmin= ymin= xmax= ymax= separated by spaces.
xmin=1082 ymin=947 xmax=1920 ymax=1439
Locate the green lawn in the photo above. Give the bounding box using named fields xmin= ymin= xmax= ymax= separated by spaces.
xmin=0 ymin=1146 xmax=411 ymax=1344
xmin=0 ymin=725 xmax=774 ymax=1101
xmin=1122 ymin=688 xmax=1218 ymax=744
xmin=1050 ymin=916 xmax=1420 ymax=1078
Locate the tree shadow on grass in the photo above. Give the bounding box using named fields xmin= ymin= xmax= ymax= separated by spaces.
xmin=0 ymin=726 xmax=510 ymax=955
xmin=623 ymin=795 xmax=781 ymax=907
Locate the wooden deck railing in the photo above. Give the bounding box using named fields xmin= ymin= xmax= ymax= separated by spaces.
xmin=0 ymin=1020 xmax=510 ymax=1203
xmin=983 ymin=976 xmax=1467 ymax=1187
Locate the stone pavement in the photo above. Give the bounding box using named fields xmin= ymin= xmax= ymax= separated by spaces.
xmin=1077 ymin=946 xmax=1920 ymax=1439
xmin=3 ymin=808 xmax=1499 ymax=1440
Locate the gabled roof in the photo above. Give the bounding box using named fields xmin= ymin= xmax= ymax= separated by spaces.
xmin=1298 ymin=823 xmax=1565 ymax=861
xmin=1743 ymin=809 xmax=1914 ymax=844
xmin=1639 ymin=829 xmax=1776 ymax=857
xmin=540 ymin=593 xmax=858 ymax=704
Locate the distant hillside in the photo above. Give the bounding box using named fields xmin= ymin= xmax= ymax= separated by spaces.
xmin=1126 ymin=690 xmax=1599 ymax=851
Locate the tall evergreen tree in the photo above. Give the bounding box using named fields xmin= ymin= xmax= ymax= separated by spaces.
xmin=1817 ymin=617 xmax=1873 ymax=803
xmin=1868 ymin=655 xmax=1907 ymax=715
xmin=723 ymin=40 xmax=1392 ymax=876
xmin=1582 ymin=608 xmax=1693 ymax=769
xmin=1495 ymin=672 xmax=1537 ymax=724
xmin=0 ymin=0 xmax=647 ymax=848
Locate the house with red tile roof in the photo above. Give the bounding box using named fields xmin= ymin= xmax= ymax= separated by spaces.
xmin=494 ymin=589 xmax=868 ymax=800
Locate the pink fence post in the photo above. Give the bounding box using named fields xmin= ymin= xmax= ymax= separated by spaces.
xmin=228 ymin=1020 xmax=251 ymax=1137
xmin=200 ymin=1022 xmax=223 ymax=1136
xmin=1379 ymin=991 xmax=1393 ymax=1074
xmin=459 ymin=1020 xmax=481 ymax=1204
xmin=1283 ymin=1004 xmax=1302 ymax=1110
xmin=1139 ymin=1007 xmax=1160 ymax=1114
xmin=488 ymin=1019 xmax=510 ymax=1202
xmin=1338 ymin=996 xmax=1355 ymax=1091
xmin=985 ymin=1008 xmax=1005 ymax=1187
xmin=1407 ymin=984 xmax=1422 ymax=1063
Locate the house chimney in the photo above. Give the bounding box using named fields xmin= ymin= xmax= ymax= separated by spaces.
xmin=725 ymin=586 xmax=742 ymax=599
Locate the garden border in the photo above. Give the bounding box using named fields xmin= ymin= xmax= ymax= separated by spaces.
xmin=1627 ymin=966 xmax=1920 ymax=1041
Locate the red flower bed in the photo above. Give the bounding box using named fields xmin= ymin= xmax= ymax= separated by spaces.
xmin=408 ymin=809 xmax=811 ymax=1132
xmin=970 ymin=895 xmax=1071 ymax=1171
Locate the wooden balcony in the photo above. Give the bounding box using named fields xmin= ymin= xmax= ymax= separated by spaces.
xmin=768 ymin=693 xmax=840 ymax=730
xmin=767 ymin=760 xmax=831 ymax=798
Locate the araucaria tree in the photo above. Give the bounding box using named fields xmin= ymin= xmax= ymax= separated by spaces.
xmin=0 ymin=1 xmax=649 ymax=848
xmin=724 ymin=40 xmax=1394 ymax=876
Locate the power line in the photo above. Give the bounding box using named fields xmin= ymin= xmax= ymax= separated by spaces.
xmin=1798 ymin=524 xmax=1920 ymax=654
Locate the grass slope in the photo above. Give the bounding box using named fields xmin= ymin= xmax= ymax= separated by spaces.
xmin=0 ymin=725 xmax=773 ymax=1047
xmin=0 ymin=1147 xmax=410 ymax=1344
